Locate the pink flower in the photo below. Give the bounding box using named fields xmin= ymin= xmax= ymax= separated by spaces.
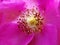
xmin=0 ymin=0 xmax=60 ymax=45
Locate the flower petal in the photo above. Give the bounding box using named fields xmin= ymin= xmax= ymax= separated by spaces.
xmin=58 ymin=1 xmax=60 ymax=45
xmin=34 ymin=0 xmax=52 ymax=11
xmin=43 ymin=0 xmax=60 ymax=31
xmin=28 ymin=24 xmax=57 ymax=45
xmin=0 ymin=23 xmax=34 ymax=45
xmin=0 ymin=1 xmax=25 ymax=25
xmin=58 ymin=1 xmax=60 ymax=15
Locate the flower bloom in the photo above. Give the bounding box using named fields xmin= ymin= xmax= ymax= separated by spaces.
xmin=0 ymin=0 xmax=60 ymax=45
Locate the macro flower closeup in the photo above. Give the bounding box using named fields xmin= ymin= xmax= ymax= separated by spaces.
xmin=0 ymin=0 xmax=60 ymax=45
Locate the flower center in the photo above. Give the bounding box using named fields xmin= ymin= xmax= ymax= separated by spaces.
xmin=17 ymin=7 xmax=44 ymax=33
xmin=26 ymin=15 xmax=38 ymax=26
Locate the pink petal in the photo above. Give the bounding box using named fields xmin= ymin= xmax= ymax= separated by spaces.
xmin=43 ymin=0 xmax=60 ymax=33
xmin=44 ymin=2 xmax=60 ymax=45
xmin=34 ymin=0 xmax=52 ymax=11
xmin=28 ymin=24 xmax=57 ymax=45
xmin=58 ymin=1 xmax=60 ymax=45
xmin=0 ymin=23 xmax=34 ymax=45
xmin=0 ymin=1 xmax=25 ymax=25
xmin=58 ymin=1 xmax=60 ymax=15
xmin=44 ymin=5 xmax=58 ymax=24
xmin=58 ymin=27 xmax=60 ymax=45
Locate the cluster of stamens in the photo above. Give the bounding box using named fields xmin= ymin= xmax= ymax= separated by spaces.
xmin=17 ymin=7 xmax=44 ymax=33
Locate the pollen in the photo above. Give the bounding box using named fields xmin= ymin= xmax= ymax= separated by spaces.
xmin=17 ymin=7 xmax=44 ymax=33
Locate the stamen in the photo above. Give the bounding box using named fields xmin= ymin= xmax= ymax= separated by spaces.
xmin=17 ymin=7 xmax=44 ymax=33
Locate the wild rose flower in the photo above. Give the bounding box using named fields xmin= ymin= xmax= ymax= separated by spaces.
xmin=0 ymin=0 xmax=60 ymax=45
